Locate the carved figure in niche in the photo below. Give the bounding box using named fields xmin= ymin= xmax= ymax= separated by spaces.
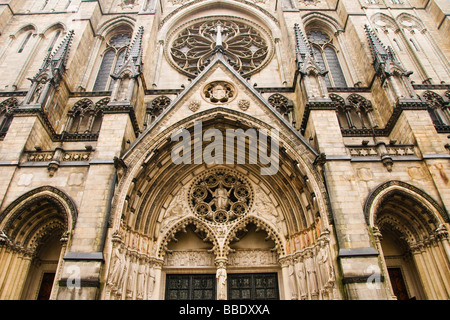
xmin=216 ymin=262 xmax=227 ymax=300
xmin=126 ymin=258 xmax=138 ymax=299
xmin=305 ymin=251 xmax=318 ymax=297
xmin=317 ymin=240 xmax=332 ymax=287
xmin=294 ymin=257 xmax=308 ymax=300
xmin=108 ymin=246 xmax=126 ymax=289
xmin=30 ymin=78 xmax=47 ymax=104
xmin=163 ymin=187 xmax=188 ymax=228
xmin=253 ymin=187 xmax=279 ymax=224
xmin=288 ymin=261 xmax=298 ymax=299
xmin=147 ymin=265 xmax=156 ymax=299
xmin=137 ymin=262 xmax=146 ymax=300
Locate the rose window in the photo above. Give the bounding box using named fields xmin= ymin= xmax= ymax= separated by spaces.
xmin=189 ymin=169 xmax=253 ymax=224
xmin=169 ymin=18 xmax=271 ymax=77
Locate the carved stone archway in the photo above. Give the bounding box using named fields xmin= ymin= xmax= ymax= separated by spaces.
xmin=365 ymin=181 xmax=450 ymax=300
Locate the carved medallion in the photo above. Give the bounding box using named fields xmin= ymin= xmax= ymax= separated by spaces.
xmin=202 ymin=81 xmax=236 ymax=104
xmin=238 ymin=99 xmax=250 ymax=111
xmin=188 ymin=169 xmax=253 ymax=224
xmin=188 ymin=100 xmax=201 ymax=112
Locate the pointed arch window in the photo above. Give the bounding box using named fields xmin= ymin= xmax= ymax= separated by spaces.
xmin=307 ymin=30 xmax=347 ymax=88
xmin=93 ymin=32 xmax=132 ymax=91
xmin=18 ymin=32 xmax=32 ymax=53
xmin=145 ymin=96 xmax=172 ymax=127
xmin=423 ymin=91 xmax=450 ymax=131
xmin=0 ymin=98 xmax=18 ymax=136
xmin=331 ymin=94 xmax=376 ymax=133
xmin=65 ymin=98 xmax=105 ymax=135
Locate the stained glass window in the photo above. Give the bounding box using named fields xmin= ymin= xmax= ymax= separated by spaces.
xmin=307 ymin=30 xmax=347 ymax=87
xmin=93 ymin=33 xmax=131 ymax=91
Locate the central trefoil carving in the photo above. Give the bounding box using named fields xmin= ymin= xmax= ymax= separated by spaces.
xmin=189 ymin=169 xmax=253 ymax=224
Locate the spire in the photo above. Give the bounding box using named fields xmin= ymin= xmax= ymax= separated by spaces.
xmin=114 ymin=26 xmax=144 ymax=77
xmin=364 ymin=24 xmax=393 ymax=72
xmin=125 ymin=26 xmax=144 ymax=66
xmin=51 ymin=29 xmax=75 ymax=70
xmin=294 ymin=23 xmax=312 ymax=65
xmin=35 ymin=30 xmax=74 ymax=81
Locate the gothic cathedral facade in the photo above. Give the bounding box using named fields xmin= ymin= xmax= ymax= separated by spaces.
xmin=0 ymin=0 xmax=448 ymax=301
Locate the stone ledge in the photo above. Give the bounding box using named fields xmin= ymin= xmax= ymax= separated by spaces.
xmin=338 ymin=248 xmax=379 ymax=257
xmin=63 ymin=252 xmax=104 ymax=261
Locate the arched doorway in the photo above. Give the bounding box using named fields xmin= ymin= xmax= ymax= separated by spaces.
xmin=103 ymin=107 xmax=341 ymax=300
xmin=0 ymin=186 xmax=76 ymax=299
xmin=366 ymin=181 xmax=450 ymax=300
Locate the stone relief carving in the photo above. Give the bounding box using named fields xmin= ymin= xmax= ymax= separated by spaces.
xmin=251 ymin=186 xmax=286 ymax=235
xmin=160 ymin=187 xmax=190 ymax=234
xmin=164 ymin=250 xmax=215 ymax=267
xmin=227 ymin=249 xmax=278 ymax=266
xmin=202 ymin=81 xmax=236 ymax=104
xmin=284 ymin=235 xmax=339 ymax=300
xmin=188 ymin=100 xmax=201 ymax=112
xmin=238 ymin=99 xmax=250 ymax=111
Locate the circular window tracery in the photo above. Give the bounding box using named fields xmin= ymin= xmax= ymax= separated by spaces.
xmin=168 ymin=18 xmax=272 ymax=77
xmin=189 ymin=169 xmax=254 ymax=224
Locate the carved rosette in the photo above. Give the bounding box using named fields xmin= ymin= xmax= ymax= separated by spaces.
xmin=188 ymin=169 xmax=253 ymax=224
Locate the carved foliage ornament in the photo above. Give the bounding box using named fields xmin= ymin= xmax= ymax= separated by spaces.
xmin=169 ymin=19 xmax=270 ymax=77
xmin=189 ymin=169 xmax=254 ymax=224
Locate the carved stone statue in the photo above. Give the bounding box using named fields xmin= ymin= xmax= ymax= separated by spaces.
xmin=126 ymin=257 xmax=138 ymax=299
xmin=216 ymin=262 xmax=227 ymax=300
xmin=108 ymin=246 xmax=126 ymax=290
xmin=207 ymin=181 xmax=232 ymax=210
xmin=137 ymin=262 xmax=147 ymax=300
xmin=288 ymin=261 xmax=298 ymax=300
xmin=294 ymin=257 xmax=308 ymax=300
xmin=147 ymin=265 xmax=156 ymax=299
xmin=305 ymin=251 xmax=318 ymax=298
xmin=317 ymin=240 xmax=332 ymax=288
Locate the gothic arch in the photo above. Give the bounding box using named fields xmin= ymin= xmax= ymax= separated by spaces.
xmin=364 ymin=180 xmax=450 ymax=299
xmin=0 ymin=186 xmax=77 ymax=299
xmin=96 ymin=16 xmax=136 ymax=37
xmin=224 ymin=215 xmax=286 ymax=257
xmin=158 ymin=0 xmax=280 ymax=39
xmin=364 ymin=180 xmax=449 ymax=228
xmin=42 ymin=22 xmax=67 ymax=36
xmin=301 ymin=13 xmax=351 ymax=87
xmin=396 ymin=12 xmax=426 ymax=31
xmin=370 ymin=12 xmax=398 ymax=31
xmin=0 ymin=186 xmax=78 ymax=237
xmin=12 ymin=24 xmax=37 ymax=38
xmin=301 ymin=12 xmax=343 ymax=32
xmin=113 ymin=107 xmax=328 ymax=239
xmin=157 ymin=216 xmax=219 ymax=259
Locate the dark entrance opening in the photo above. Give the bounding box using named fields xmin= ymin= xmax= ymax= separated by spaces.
xmin=228 ymin=273 xmax=279 ymax=300
xmin=165 ymin=274 xmax=216 ymax=300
